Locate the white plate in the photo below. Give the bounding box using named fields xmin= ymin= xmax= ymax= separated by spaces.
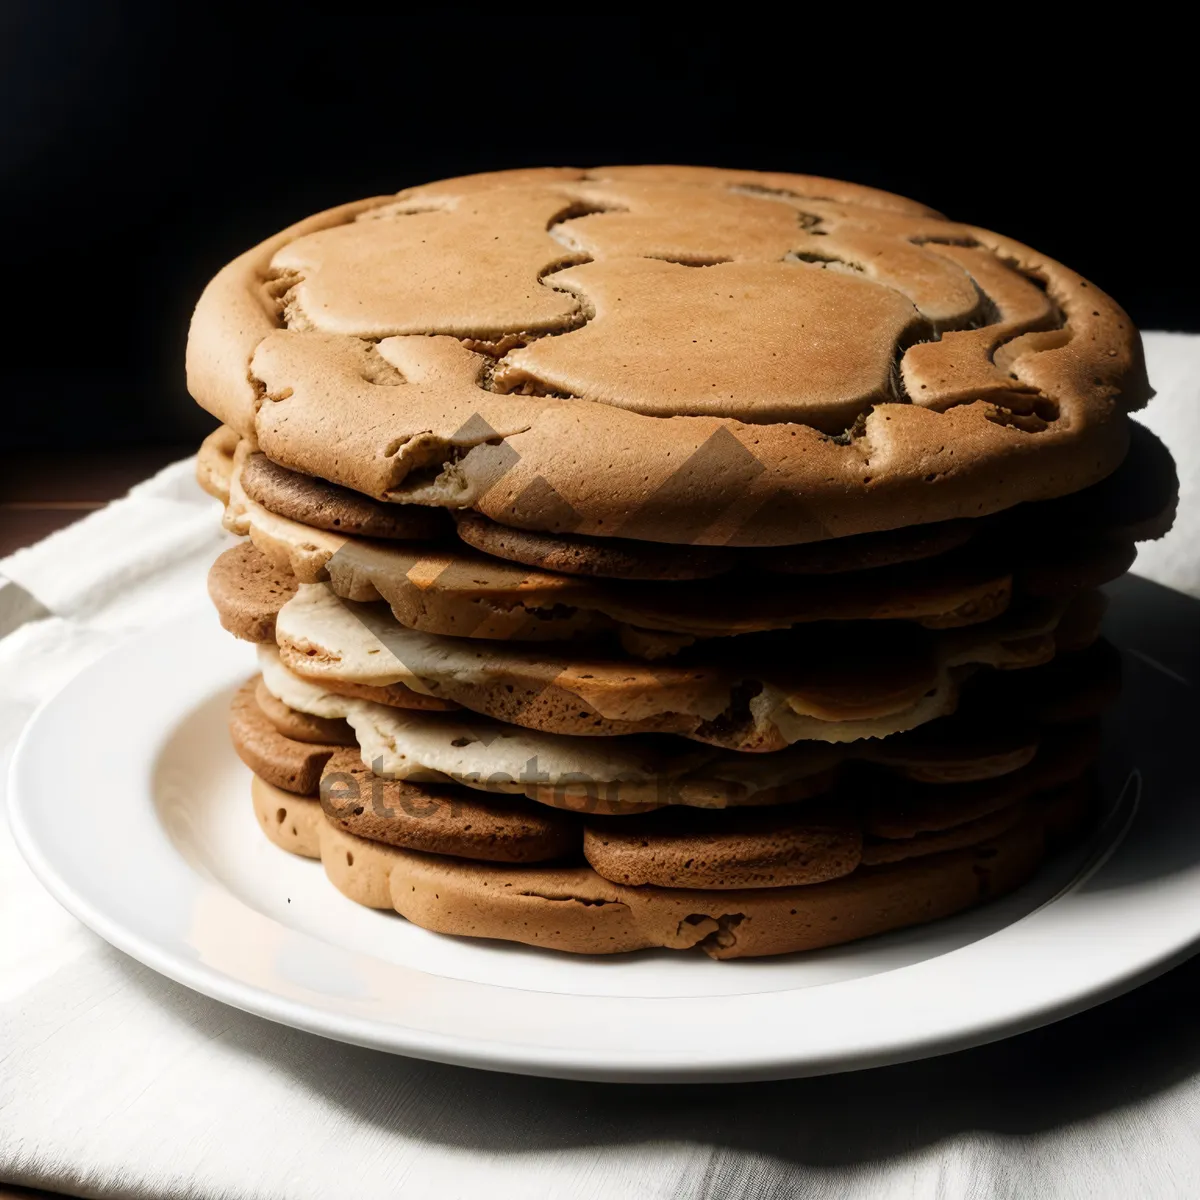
xmin=9 ymin=577 xmax=1200 ymax=1081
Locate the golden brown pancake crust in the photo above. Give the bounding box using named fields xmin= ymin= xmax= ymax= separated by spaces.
xmin=187 ymin=166 xmax=1150 ymax=548
xmin=195 ymin=425 xmax=239 ymax=503
xmin=251 ymin=783 xmax=1091 ymax=957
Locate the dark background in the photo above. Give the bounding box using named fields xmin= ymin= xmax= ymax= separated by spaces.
xmin=3 ymin=6 xmax=1195 ymax=452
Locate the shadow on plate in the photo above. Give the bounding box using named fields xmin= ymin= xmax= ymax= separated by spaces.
xmin=110 ymin=934 xmax=1200 ymax=1170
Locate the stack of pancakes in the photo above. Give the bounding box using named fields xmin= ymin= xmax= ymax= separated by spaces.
xmin=189 ymin=165 xmax=1175 ymax=959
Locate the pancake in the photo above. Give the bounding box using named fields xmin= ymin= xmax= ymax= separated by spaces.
xmin=447 ymin=420 xmax=1169 ymax=581
xmin=1002 ymin=420 xmax=1179 ymax=547
xmin=210 ymin=546 xmax=458 ymax=711
xmin=224 ymin=440 xmax=1143 ymax=652
xmin=188 ymin=167 xmax=1149 ymax=548
xmin=251 ymin=774 xmax=325 ymax=858
xmin=862 ymin=721 xmax=1102 ymax=837
xmin=232 ymin=420 xmax=1173 ymax=583
xmin=252 ymin=790 xmax=1078 ymax=957
xmin=579 ymin=732 xmax=1098 ymax=888
xmin=752 ymin=521 xmax=977 ymax=577
xmin=248 ymin=746 xmax=1093 ymax=955
xmin=254 ymin=678 xmax=356 ymax=746
xmin=258 ymin=649 xmax=840 ymax=808
xmin=581 ymin=802 xmax=862 ymax=889
xmin=864 ymin=715 xmax=1039 ymax=784
xmin=195 ymin=424 xmax=239 ymax=504
xmin=250 ymin=730 xmax=1096 ymax=889
xmin=240 ymin=698 xmax=1097 ymax=954
xmin=452 ymin=509 xmax=735 ymax=580
xmin=982 ymin=638 xmax=1123 ymax=725
xmin=240 ymin=450 xmax=448 ymax=540
xmin=319 ymin=749 xmax=577 ymax=863
xmin=453 ymin=509 xmax=976 ymax=580
xmin=207 ymin=540 xmax=298 ymax=644
xmin=226 ymin=451 xmax=1019 ymax=644
xmin=239 ymin=678 xmax=1098 ymax=893
xmin=860 ymin=803 xmax=1030 ymax=866
xmin=257 ymin=645 xmax=1105 ymax=808
xmin=229 ymin=678 xmax=341 ymax=794
xmin=272 ymin=582 xmax=1081 ymax=749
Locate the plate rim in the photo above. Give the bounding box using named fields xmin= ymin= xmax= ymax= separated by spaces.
xmin=9 ymin=607 xmax=1200 ymax=1083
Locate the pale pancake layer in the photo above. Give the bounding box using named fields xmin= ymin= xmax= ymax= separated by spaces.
xmin=241 ymin=682 xmax=1098 ymax=874
xmin=271 ymin=581 xmax=1081 ymax=750
xmin=257 ymin=647 xmax=837 ymax=808
xmin=254 ymin=642 xmax=1111 ymax=810
xmin=243 ymin=676 xmax=1099 ymax=844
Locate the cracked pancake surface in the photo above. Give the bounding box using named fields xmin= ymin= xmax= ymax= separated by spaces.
xmin=187 ymin=165 xmax=1149 ymax=547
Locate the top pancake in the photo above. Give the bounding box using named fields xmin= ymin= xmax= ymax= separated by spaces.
xmin=187 ymin=165 xmax=1150 ymax=547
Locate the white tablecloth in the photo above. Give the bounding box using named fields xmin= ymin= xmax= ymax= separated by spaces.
xmin=2 ymin=332 xmax=1198 ymax=1200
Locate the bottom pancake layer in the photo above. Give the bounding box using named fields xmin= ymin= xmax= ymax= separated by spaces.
xmin=250 ymin=772 xmax=1093 ymax=958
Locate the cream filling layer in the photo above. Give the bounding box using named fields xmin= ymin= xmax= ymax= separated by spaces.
xmin=257 ymin=644 xmax=839 ymax=801
xmin=273 ymin=581 xmax=1063 ymax=749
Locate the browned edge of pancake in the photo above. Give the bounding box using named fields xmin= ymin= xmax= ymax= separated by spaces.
xmin=318 ymin=748 xmax=578 ymax=863
xmin=208 ymin=541 xmax=298 ymax=642
xmin=229 ymin=678 xmax=341 ymax=793
xmin=255 ymin=678 xmax=356 ymax=746
xmin=242 ymin=450 xmax=449 ymax=540
xmin=245 ymin=421 xmax=1172 ymax=583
